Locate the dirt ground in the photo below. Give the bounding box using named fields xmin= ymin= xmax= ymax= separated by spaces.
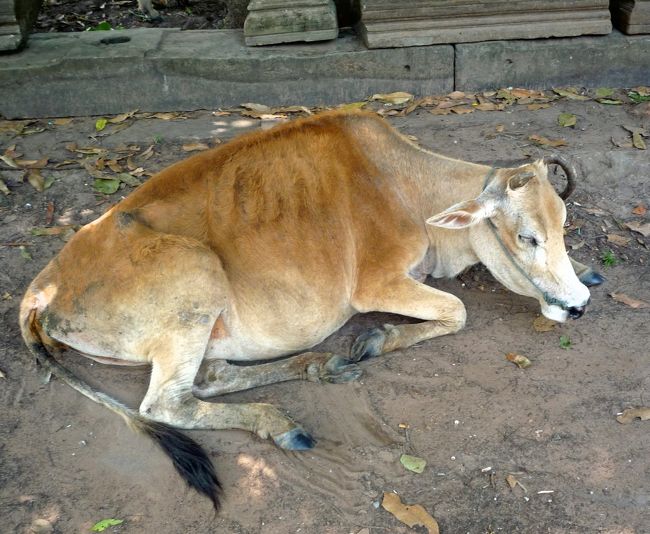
xmin=34 ymin=0 xmax=243 ymax=32
xmin=1 ymin=93 xmax=649 ymax=534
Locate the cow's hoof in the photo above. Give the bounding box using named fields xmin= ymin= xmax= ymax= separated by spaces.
xmin=309 ymin=355 xmax=362 ymax=383
xmin=350 ymin=327 xmax=387 ymax=362
xmin=579 ymin=270 xmax=606 ymax=287
xmin=273 ymin=427 xmax=316 ymax=451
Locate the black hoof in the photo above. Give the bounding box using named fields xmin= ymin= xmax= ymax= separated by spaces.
xmin=580 ymin=270 xmax=606 ymax=287
xmin=349 ymin=327 xmax=386 ymax=362
xmin=319 ymin=355 xmax=363 ymax=383
xmin=273 ymin=427 xmax=316 ymax=451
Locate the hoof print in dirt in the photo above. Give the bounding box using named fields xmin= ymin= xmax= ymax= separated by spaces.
xmin=350 ymin=327 xmax=387 ymax=362
xmin=273 ymin=427 xmax=316 ymax=451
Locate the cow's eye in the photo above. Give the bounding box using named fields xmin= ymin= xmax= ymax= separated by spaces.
xmin=518 ymin=234 xmax=538 ymax=247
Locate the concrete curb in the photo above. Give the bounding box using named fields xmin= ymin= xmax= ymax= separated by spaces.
xmin=0 ymin=28 xmax=649 ymax=118
xmin=0 ymin=29 xmax=453 ymax=118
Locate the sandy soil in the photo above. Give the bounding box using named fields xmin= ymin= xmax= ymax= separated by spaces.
xmin=1 ymin=95 xmax=649 ymax=534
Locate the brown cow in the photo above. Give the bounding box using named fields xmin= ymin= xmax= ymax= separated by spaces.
xmin=20 ymin=110 xmax=601 ymax=508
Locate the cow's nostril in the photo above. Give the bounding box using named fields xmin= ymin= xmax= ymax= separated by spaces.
xmin=567 ymin=306 xmax=585 ymax=319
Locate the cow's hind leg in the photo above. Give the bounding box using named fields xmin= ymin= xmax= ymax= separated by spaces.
xmin=194 ymin=352 xmax=362 ymax=398
xmin=350 ymin=276 xmax=466 ymax=361
xmin=142 ymin=344 xmax=315 ymax=451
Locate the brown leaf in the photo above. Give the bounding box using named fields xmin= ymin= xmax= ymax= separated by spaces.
xmin=626 ymin=220 xmax=650 ymax=237
xmin=0 ymin=154 xmax=19 ymax=168
xmin=533 ymin=316 xmax=557 ymax=332
xmin=451 ymin=106 xmax=474 ymax=115
xmin=273 ymin=105 xmax=312 ymax=114
xmin=371 ymin=92 xmax=414 ymax=105
xmin=506 ymin=474 xmax=518 ymax=489
xmin=529 ymin=134 xmax=567 ymax=147
xmin=182 ymin=142 xmax=210 ymax=152
xmin=212 ymin=110 xmax=232 ymax=117
xmin=0 ymin=177 xmax=10 ymax=195
xmin=53 ymin=117 xmax=73 ymax=126
xmin=607 ymin=234 xmax=631 ymax=246
xmin=511 ymin=88 xmax=547 ymax=99
xmin=26 ymin=170 xmax=45 ymax=192
xmin=151 ymin=112 xmax=186 ymax=120
xmin=495 ymin=124 xmax=505 ymax=133
xmin=506 ymin=353 xmax=532 ymax=369
xmin=583 ymin=207 xmax=608 ymax=216
xmin=240 ymin=103 xmax=272 ymax=113
xmin=553 ymin=87 xmax=590 ymax=101
xmin=474 ymin=102 xmax=505 ymax=112
xmin=0 ymin=368 xmax=5 ymax=379
xmin=609 ymin=293 xmax=649 ymax=309
xmin=106 ymin=159 xmax=123 ymax=173
xmin=632 ymin=204 xmax=647 ymax=216
xmin=381 ymin=492 xmax=439 ymax=534
xmin=45 ymin=201 xmax=54 ymax=225
xmin=429 ymin=108 xmax=452 ymax=116
xmin=632 ymin=132 xmax=646 ymax=150
xmin=108 ymin=110 xmax=137 ymax=124
xmin=616 ymin=407 xmax=650 ymax=424
xmin=447 ymin=90 xmax=466 ymax=100
xmin=527 ymin=103 xmax=551 ymax=111
xmin=139 ymin=145 xmax=155 ymax=160
xmin=16 ymin=157 xmax=48 ymax=169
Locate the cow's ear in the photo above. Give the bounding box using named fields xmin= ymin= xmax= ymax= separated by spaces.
xmin=426 ymin=199 xmax=494 ymax=229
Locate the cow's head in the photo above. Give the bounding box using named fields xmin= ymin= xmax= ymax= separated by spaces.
xmin=427 ymin=157 xmax=590 ymax=322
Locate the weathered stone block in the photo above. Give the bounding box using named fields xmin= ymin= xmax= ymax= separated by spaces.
xmin=244 ymin=0 xmax=338 ymax=46
xmin=455 ymin=30 xmax=650 ymax=91
xmin=611 ymin=0 xmax=650 ymax=34
xmin=358 ymin=0 xmax=612 ymax=48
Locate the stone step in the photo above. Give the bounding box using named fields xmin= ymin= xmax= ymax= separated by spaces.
xmin=358 ymin=0 xmax=612 ymax=48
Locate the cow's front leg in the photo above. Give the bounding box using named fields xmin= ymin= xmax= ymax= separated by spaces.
xmin=193 ymin=352 xmax=361 ymax=399
xmin=349 ymin=277 xmax=466 ymax=361
xmin=570 ymin=257 xmax=605 ymax=287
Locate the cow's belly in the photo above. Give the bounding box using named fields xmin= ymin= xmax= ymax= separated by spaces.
xmin=204 ymin=278 xmax=355 ymax=361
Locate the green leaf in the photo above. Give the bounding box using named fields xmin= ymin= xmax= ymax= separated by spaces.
xmin=19 ymin=246 xmax=32 ymax=260
xmin=400 ymin=454 xmax=427 ymax=474
xmin=628 ymin=91 xmax=650 ymax=104
xmin=95 ymin=118 xmax=108 ymax=131
xmin=595 ymin=87 xmax=614 ymax=98
xmin=89 ymin=21 xmax=113 ymax=31
xmin=597 ymin=98 xmax=623 ymax=105
xmin=559 ymin=335 xmax=572 ymax=350
xmin=93 ymin=178 xmax=120 ymax=194
xmin=91 ymin=518 xmax=123 ymax=532
xmin=557 ymin=113 xmax=576 ymax=128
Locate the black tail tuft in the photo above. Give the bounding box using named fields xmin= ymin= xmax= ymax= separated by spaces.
xmin=138 ymin=418 xmax=221 ymax=510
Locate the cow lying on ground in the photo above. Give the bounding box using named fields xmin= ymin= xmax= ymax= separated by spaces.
xmin=20 ymin=110 xmax=603 ymax=509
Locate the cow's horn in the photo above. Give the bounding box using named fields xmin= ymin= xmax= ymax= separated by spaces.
xmin=543 ymin=155 xmax=576 ymax=200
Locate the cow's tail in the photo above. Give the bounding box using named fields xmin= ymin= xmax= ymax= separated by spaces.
xmin=19 ymin=305 xmax=221 ymax=510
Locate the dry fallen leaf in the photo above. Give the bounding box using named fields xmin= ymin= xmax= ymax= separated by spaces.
xmin=26 ymin=170 xmax=45 ymax=192
xmin=381 ymin=492 xmax=439 ymax=534
xmin=529 ymin=134 xmax=567 ymax=147
xmin=505 ymin=474 xmax=527 ymax=492
xmin=371 ymin=92 xmax=414 ymax=105
xmin=53 ymin=117 xmax=73 ymax=126
xmin=45 ymin=201 xmax=54 ymax=225
xmin=616 ymin=407 xmax=650 ymax=424
xmin=626 ymin=221 xmax=650 ymax=237
xmin=607 ymin=234 xmax=631 ymax=246
xmin=447 ymin=90 xmax=466 ymax=100
xmin=533 ymin=316 xmax=557 ymax=332
xmin=108 ymin=110 xmax=137 ymax=124
xmin=609 ymin=293 xmax=649 ymax=309
xmin=139 ymin=145 xmax=155 ymax=160
xmin=474 ymin=102 xmax=505 ymax=111
xmin=0 ymin=368 xmax=5 ymax=379
xmin=0 ymin=154 xmax=19 ymax=168
xmin=451 ymin=106 xmax=474 ymax=115
xmin=632 ymin=132 xmax=647 ymax=150
xmin=182 ymin=142 xmax=210 ymax=152
xmin=553 ymin=87 xmax=590 ymax=101
xmin=151 ymin=112 xmax=186 ymax=120
xmin=0 ymin=178 xmax=9 ymax=195
xmin=240 ymin=102 xmax=272 ymax=113
xmin=632 ymin=204 xmax=647 ymax=216
xmin=527 ymin=103 xmax=551 ymax=111
xmin=506 ymin=353 xmax=532 ymax=369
